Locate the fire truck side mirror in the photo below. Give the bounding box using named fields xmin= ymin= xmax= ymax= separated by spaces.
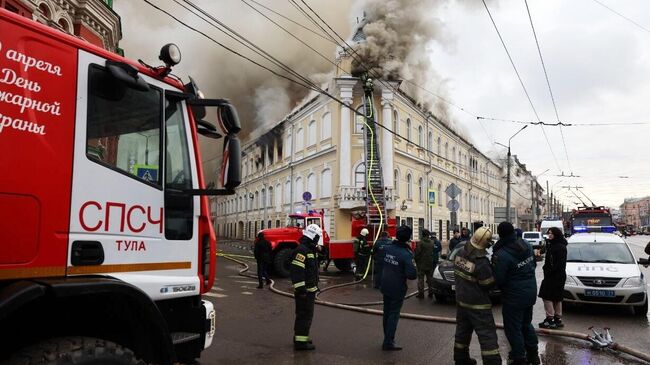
xmin=105 ymin=60 xmax=149 ymax=92
xmin=186 ymin=99 xmax=241 ymax=135
xmin=221 ymin=135 xmax=241 ymax=190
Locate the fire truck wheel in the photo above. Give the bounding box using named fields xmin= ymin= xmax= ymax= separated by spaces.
xmin=9 ymin=336 xmax=145 ymax=365
xmin=273 ymin=248 xmax=293 ymax=278
xmin=333 ymin=259 xmax=352 ymax=273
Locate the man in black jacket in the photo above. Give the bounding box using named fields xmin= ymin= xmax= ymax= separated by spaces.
xmin=290 ymin=224 xmax=322 ymax=351
xmin=254 ymin=232 xmax=272 ymax=289
xmin=372 ymin=231 xmax=392 ymax=289
xmin=449 ymin=229 xmax=462 ymax=253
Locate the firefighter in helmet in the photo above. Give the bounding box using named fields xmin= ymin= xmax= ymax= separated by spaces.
xmin=353 ymin=228 xmax=371 ymax=280
xmin=291 ymin=223 xmax=322 ymax=350
xmin=453 ymin=226 xmax=501 ymax=365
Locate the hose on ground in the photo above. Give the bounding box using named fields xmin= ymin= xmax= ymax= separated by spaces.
xmin=217 ymin=252 xmax=650 ymax=364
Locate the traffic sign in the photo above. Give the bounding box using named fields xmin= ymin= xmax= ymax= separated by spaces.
xmin=302 ymin=191 xmax=312 ymax=202
xmin=445 ymin=183 xmax=462 ymax=199
xmin=447 ymin=199 xmax=460 ymax=212
xmin=428 ymin=189 xmax=437 ymax=207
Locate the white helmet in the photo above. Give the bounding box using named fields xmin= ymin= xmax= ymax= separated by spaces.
xmin=303 ymin=224 xmax=323 ymax=241
xmin=360 ymin=228 xmax=369 ymax=237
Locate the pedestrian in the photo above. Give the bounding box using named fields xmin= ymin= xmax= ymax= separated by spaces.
xmin=492 ymin=222 xmax=540 ymax=365
xmin=452 ymin=227 xmax=502 ymax=365
xmin=414 ymin=229 xmax=435 ymax=299
xmin=431 ymin=232 xmax=442 ymax=273
xmin=538 ymin=226 xmax=568 ymax=329
xmin=372 ymin=231 xmax=392 ymax=289
xmin=253 ymin=231 xmax=272 ymax=289
xmin=290 ymin=224 xmax=322 ymax=351
xmin=380 ymin=225 xmax=417 ymax=351
xmin=449 ymin=229 xmax=462 ymax=253
xmin=353 ymin=228 xmax=371 ymax=280
xmin=460 ymin=227 xmax=471 ymax=242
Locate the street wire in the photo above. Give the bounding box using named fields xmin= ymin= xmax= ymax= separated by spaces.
xmin=524 ymin=0 xmax=573 ymax=174
xmin=481 ymin=0 xmax=562 ymax=173
xmin=591 ymin=0 xmax=650 ymax=35
xmin=476 ymin=116 xmax=650 ymax=126
xmin=141 ymin=0 xmax=505 ymax=180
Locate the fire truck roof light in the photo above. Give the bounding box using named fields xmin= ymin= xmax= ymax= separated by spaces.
xmin=159 ymin=43 xmax=181 ymax=66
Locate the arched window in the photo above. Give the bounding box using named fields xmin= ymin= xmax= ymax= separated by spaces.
xmin=407 ymin=173 xmax=413 ymax=200
xmin=275 ymin=184 xmax=281 ymax=211
xmin=294 ymin=177 xmax=303 ymax=202
xmin=354 ymin=163 xmax=366 ymax=187
xmin=437 ymin=137 xmax=441 ymax=155
xmin=394 ymin=169 xmax=399 ymax=191
xmin=39 ymin=3 xmax=51 ymax=19
xmin=58 ymin=18 xmax=70 ymax=32
xmin=452 ymin=147 xmax=456 ymax=163
xmin=308 ymin=120 xmax=317 ymax=146
xmin=284 ymin=180 xmax=291 ymax=204
xmin=444 ymin=142 xmax=449 ymax=159
xmin=295 ymin=128 xmax=304 ymax=151
xmin=307 ymin=173 xmax=317 ymax=199
xmin=321 ymin=169 xmax=332 ymax=198
xmin=267 ymin=186 xmax=273 ymax=206
xmin=284 ymin=133 xmax=292 ymax=158
xmin=321 ymin=112 xmax=331 ymax=140
xmin=354 ymin=106 xmax=365 ymax=134
xmin=393 ymin=110 xmax=400 ymax=135
xmin=418 ymin=177 xmax=424 ymax=202
xmin=261 ymin=188 xmax=266 ymax=209
xmin=428 ymin=131 xmax=433 ymax=151
xmin=406 ymin=118 xmax=412 ymax=141
xmin=418 ymin=125 xmax=423 ymax=146
xmin=437 ymin=184 xmax=442 ymax=206
xmin=254 ymin=191 xmax=259 ymax=210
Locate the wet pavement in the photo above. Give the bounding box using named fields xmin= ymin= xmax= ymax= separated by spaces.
xmin=200 ymin=239 xmax=650 ymax=364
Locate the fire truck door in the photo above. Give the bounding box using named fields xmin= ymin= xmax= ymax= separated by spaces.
xmin=67 ymin=51 xmax=200 ymax=300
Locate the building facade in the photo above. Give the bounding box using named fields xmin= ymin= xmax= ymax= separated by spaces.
xmin=1 ymin=0 xmax=121 ymax=52
xmin=213 ymin=51 xmax=508 ymax=241
xmin=620 ymin=197 xmax=650 ymax=228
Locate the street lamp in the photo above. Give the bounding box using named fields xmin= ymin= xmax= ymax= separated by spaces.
xmin=495 ymin=125 xmax=528 ymax=222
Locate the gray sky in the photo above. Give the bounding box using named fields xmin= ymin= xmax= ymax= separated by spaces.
xmin=115 ymin=0 xmax=650 ymax=209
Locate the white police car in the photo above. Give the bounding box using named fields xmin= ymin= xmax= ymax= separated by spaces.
xmin=563 ymin=232 xmax=647 ymax=316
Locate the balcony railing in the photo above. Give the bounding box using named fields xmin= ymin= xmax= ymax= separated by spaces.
xmin=336 ymin=186 xmax=397 ymax=210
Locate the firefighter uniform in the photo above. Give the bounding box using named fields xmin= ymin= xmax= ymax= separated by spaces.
xmin=453 ymin=227 xmax=501 ymax=365
xmin=353 ymin=228 xmax=371 ymax=280
xmin=291 ymin=225 xmax=322 ymax=351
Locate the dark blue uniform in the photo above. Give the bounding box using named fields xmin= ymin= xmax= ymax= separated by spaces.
xmin=492 ymin=233 xmax=538 ymax=362
xmin=290 ymin=236 xmax=319 ymax=348
xmin=372 ymin=237 xmax=392 ymax=289
xmin=380 ymin=240 xmax=417 ymax=349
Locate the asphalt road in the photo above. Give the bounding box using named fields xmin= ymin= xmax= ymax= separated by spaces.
xmin=199 ymin=239 xmax=650 ymax=365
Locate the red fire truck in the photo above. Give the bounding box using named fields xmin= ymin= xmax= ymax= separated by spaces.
xmin=570 ymin=206 xmax=615 ymax=234
xmin=257 ymin=210 xmax=396 ymax=277
xmin=0 ymin=9 xmax=241 ymax=364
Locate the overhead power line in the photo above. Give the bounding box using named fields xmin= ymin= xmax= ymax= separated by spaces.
xmin=476 ymin=116 xmax=650 ymax=126
xmin=481 ymin=0 xmax=562 ymax=173
xmin=591 ymin=0 xmax=650 ymax=35
xmin=524 ymin=0 xmax=573 ymax=174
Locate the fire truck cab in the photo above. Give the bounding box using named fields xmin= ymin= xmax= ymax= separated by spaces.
xmin=0 ymin=9 xmax=241 ymax=364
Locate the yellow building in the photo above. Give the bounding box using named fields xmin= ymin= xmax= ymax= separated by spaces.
xmin=213 ymin=49 xmax=507 ymax=242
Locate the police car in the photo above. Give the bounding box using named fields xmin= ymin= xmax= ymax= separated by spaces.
xmin=563 ymin=232 xmax=648 ymax=316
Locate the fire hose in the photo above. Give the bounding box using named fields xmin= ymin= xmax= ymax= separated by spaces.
xmin=217 ymin=252 xmax=650 ymax=364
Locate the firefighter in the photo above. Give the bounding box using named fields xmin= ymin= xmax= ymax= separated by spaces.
xmin=453 ymin=226 xmax=502 ymax=365
xmin=371 ymin=231 xmax=392 ymax=289
xmin=253 ymin=231 xmax=272 ymax=289
xmin=290 ymin=223 xmax=322 ymax=351
xmin=381 ymin=225 xmax=416 ymax=350
xmin=414 ymin=229 xmax=435 ymax=298
xmin=492 ymin=222 xmax=539 ymax=365
xmin=353 ymin=228 xmax=371 ymax=280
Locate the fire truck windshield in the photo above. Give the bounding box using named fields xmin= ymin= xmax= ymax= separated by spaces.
xmin=572 ymin=216 xmax=613 ymax=227
xmin=286 ymin=217 xmax=304 ymax=228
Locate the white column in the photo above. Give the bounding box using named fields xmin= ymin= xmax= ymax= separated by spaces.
xmin=336 ymin=77 xmax=357 ymax=187
xmin=381 ymin=83 xmax=398 ymax=188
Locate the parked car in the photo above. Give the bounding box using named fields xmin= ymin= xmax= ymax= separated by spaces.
xmin=431 ymin=243 xmax=500 ymax=303
xmin=563 ymin=233 xmax=647 ymax=316
xmin=523 ymin=231 xmax=545 ymax=253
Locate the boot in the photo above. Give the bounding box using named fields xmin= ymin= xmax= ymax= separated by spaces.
xmin=294 ymin=341 xmax=316 ymax=351
xmin=256 ymin=282 xmax=263 ymax=289
xmin=538 ymin=317 xmax=557 ymax=329
xmin=507 ymin=357 xmax=527 ymax=365
xmin=553 ymin=316 xmax=564 ymax=328
xmin=526 ymin=347 xmax=541 ymax=365
xmin=266 ymin=279 xmax=272 ymax=285
xmin=416 ymin=291 xmax=424 ymax=299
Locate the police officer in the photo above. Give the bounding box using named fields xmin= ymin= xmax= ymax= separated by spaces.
xmin=353 ymin=228 xmax=371 ymax=280
xmin=453 ymin=226 xmax=502 ymax=365
xmin=381 ymin=225 xmax=417 ymax=351
xmin=290 ymin=224 xmax=322 ymax=351
xmin=372 ymin=231 xmax=392 ymax=289
xmin=492 ymin=222 xmax=539 ymax=365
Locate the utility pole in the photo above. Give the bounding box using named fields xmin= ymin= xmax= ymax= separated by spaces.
xmin=546 ymin=180 xmax=549 ymax=218
xmin=531 ymin=179 xmax=536 ymax=228
xmin=495 ymin=125 xmax=528 ymax=223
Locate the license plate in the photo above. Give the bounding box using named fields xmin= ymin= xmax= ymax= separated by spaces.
xmin=451 ymin=285 xmax=456 ymax=291
xmin=585 ymin=289 xmax=615 ymax=298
